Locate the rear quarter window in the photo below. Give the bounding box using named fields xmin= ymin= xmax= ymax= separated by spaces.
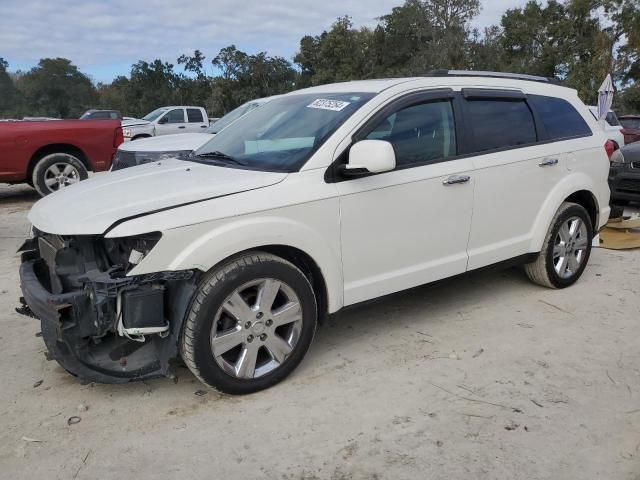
xmin=530 ymin=95 xmax=592 ymax=140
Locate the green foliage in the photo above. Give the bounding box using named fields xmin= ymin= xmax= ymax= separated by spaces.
xmin=16 ymin=58 xmax=97 ymax=118
xmin=1 ymin=0 xmax=640 ymax=119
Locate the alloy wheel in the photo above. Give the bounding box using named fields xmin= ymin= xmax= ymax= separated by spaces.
xmin=210 ymin=278 xmax=303 ymax=379
xmin=552 ymin=215 xmax=589 ymax=279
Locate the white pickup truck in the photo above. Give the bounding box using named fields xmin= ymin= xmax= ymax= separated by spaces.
xmin=122 ymin=106 xmax=209 ymax=141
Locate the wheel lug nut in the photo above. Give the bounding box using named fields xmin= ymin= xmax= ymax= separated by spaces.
xmin=265 ymin=319 xmax=273 ymax=327
xmin=247 ymin=335 xmax=254 ymax=343
xmin=244 ymin=321 xmax=252 ymax=329
xmin=259 ymin=334 xmax=267 ymax=341
xmin=256 ymin=312 xmax=263 ymax=319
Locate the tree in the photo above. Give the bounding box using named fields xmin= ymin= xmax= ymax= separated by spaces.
xmin=0 ymin=58 xmax=19 ymax=116
xmin=17 ymin=58 xmax=97 ymax=118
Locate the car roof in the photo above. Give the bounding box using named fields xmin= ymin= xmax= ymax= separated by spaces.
xmin=289 ymin=76 xmax=578 ymax=99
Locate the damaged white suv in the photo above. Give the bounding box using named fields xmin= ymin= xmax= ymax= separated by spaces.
xmin=18 ymin=71 xmax=610 ymax=394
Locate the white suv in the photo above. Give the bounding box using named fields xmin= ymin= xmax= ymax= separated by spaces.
xmin=19 ymin=71 xmax=611 ymax=394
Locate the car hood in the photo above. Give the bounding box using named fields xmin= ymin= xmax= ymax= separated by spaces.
xmin=121 ymin=118 xmax=151 ymax=127
xmin=29 ymin=159 xmax=287 ymax=235
xmin=119 ymin=133 xmax=213 ymax=152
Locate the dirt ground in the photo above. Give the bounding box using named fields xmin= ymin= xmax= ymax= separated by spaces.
xmin=0 ymin=182 xmax=639 ymax=480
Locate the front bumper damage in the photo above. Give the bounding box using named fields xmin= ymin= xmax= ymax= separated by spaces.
xmin=17 ymin=232 xmax=198 ymax=384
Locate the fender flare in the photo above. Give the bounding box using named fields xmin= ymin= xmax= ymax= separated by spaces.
xmin=529 ymin=172 xmax=599 ymax=252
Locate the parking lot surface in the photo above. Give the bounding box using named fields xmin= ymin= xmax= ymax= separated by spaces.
xmin=1 ymin=183 xmax=639 ymax=480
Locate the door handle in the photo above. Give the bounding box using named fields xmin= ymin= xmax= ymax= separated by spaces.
xmin=200 ymin=125 xmax=207 ymax=128
xmin=178 ymin=126 xmax=186 ymax=129
xmin=539 ymin=158 xmax=559 ymax=167
xmin=443 ymin=175 xmax=471 ymax=186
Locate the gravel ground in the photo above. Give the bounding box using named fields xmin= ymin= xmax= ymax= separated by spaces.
xmin=0 ymin=182 xmax=639 ymax=480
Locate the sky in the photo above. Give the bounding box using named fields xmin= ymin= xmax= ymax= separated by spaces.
xmin=0 ymin=0 xmax=531 ymax=83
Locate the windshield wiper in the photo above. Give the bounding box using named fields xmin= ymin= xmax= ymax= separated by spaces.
xmin=195 ymin=151 xmax=246 ymax=166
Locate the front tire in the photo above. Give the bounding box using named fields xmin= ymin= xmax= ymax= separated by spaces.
xmin=180 ymin=252 xmax=317 ymax=394
xmin=32 ymin=153 xmax=88 ymax=196
xmin=525 ymin=202 xmax=593 ymax=289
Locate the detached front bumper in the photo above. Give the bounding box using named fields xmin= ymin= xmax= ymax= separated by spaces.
xmin=17 ymin=234 xmax=197 ymax=384
xmin=19 ymin=256 xmax=88 ymax=326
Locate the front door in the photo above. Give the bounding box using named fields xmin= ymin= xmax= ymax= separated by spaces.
xmin=156 ymin=108 xmax=187 ymax=135
xmin=337 ymin=94 xmax=475 ymax=305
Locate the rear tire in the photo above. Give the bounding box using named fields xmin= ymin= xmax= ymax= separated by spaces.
xmin=180 ymin=252 xmax=317 ymax=394
xmin=525 ymin=202 xmax=593 ymax=289
xmin=32 ymin=153 xmax=88 ymax=196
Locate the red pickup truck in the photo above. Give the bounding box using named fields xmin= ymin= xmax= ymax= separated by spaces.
xmin=0 ymin=120 xmax=123 ymax=196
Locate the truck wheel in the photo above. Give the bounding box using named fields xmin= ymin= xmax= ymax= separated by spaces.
xmin=32 ymin=153 xmax=88 ymax=196
xmin=524 ymin=202 xmax=593 ymax=289
xmin=181 ymin=252 xmax=317 ymax=394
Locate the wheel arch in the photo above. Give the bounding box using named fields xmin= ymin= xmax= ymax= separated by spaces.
xmin=28 ymin=143 xmax=92 ymax=179
xmin=529 ymin=173 xmax=602 ymax=253
xmin=131 ymin=134 xmax=152 ymax=141
xmin=215 ymin=245 xmax=330 ymax=323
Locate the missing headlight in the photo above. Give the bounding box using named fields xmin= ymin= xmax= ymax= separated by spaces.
xmin=103 ymin=232 xmax=162 ymax=271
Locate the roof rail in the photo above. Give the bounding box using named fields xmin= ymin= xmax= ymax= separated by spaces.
xmin=428 ymin=70 xmax=561 ymax=85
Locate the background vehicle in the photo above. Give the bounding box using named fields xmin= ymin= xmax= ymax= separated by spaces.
xmin=608 ymin=142 xmax=640 ymax=211
xmin=0 ymin=119 xmax=123 ymax=195
xmin=122 ymin=106 xmax=208 ymax=141
xmin=620 ymin=115 xmax=640 ymax=145
xmin=19 ymin=72 xmax=610 ymax=393
xmin=111 ymin=97 xmax=273 ymax=170
xmin=80 ymin=109 xmax=122 ymax=120
xmin=589 ymin=106 xmax=625 ymax=147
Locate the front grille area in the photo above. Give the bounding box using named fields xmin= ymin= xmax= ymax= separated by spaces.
xmin=111 ymin=151 xmax=138 ymax=171
xmin=631 ymin=162 xmax=640 ymax=169
xmin=617 ymin=178 xmax=640 ymax=193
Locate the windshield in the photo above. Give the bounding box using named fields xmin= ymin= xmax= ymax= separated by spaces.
xmin=621 ymin=118 xmax=640 ymax=130
xmin=194 ymin=92 xmax=376 ymax=172
xmin=206 ymin=101 xmax=263 ymax=134
xmin=142 ymin=108 xmax=168 ymax=121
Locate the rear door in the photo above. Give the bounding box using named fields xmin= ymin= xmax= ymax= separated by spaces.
xmin=186 ymin=108 xmax=208 ymax=132
xmin=156 ymin=108 xmax=187 ymax=135
xmin=463 ymin=89 xmax=568 ymax=270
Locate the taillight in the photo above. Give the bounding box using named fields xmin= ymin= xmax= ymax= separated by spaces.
xmin=114 ymin=126 xmax=124 ymax=147
xmin=604 ymin=139 xmax=617 ymax=160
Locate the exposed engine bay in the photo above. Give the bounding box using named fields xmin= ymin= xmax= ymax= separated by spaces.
xmin=17 ymin=229 xmax=198 ymax=383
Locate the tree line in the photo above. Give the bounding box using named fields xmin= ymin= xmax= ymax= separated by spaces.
xmin=1 ymin=0 xmax=639 ymax=120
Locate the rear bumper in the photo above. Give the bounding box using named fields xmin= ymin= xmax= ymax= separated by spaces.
xmin=608 ymin=166 xmax=640 ymax=203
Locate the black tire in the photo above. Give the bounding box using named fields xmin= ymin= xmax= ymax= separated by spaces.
xmin=32 ymin=153 xmax=88 ymax=196
xmin=524 ymin=202 xmax=593 ymax=289
xmin=609 ymin=203 xmax=625 ymax=219
xmin=180 ymin=252 xmax=317 ymax=394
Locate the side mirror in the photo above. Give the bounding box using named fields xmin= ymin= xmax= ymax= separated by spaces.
xmin=158 ymin=116 xmax=168 ymax=124
xmin=341 ymin=139 xmax=396 ymax=176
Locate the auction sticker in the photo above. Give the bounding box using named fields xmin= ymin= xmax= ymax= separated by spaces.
xmin=307 ymin=99 xmax=351 ymax=111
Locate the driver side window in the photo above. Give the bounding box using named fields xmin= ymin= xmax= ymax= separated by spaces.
xmin=164 ymin=109 xmax=186 ymax=124
xmin=366 ymin=100 xmax=457 ymax=168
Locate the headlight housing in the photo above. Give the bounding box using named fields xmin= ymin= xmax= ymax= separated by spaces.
xmin=111 ymin=150 xmax=193 ymax=171
xmin=610 ymin=149 xmax=626 ymax=165
xmin=103 ymin=232 xmax=162 ymax=271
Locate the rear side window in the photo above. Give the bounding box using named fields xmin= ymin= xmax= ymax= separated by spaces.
xmin=529 ymin=95 xmax=592 ymax=140
xmin=465 ymin=99 xmax=536 ymax=152
xmin=187 ymin=108 xmax=204 ymax=123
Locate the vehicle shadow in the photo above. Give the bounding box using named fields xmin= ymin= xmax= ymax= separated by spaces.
xmin=309 ymin=265 xmax=532 ymax=356
xmin=0 ymin=184 xmax=39 ymax=208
